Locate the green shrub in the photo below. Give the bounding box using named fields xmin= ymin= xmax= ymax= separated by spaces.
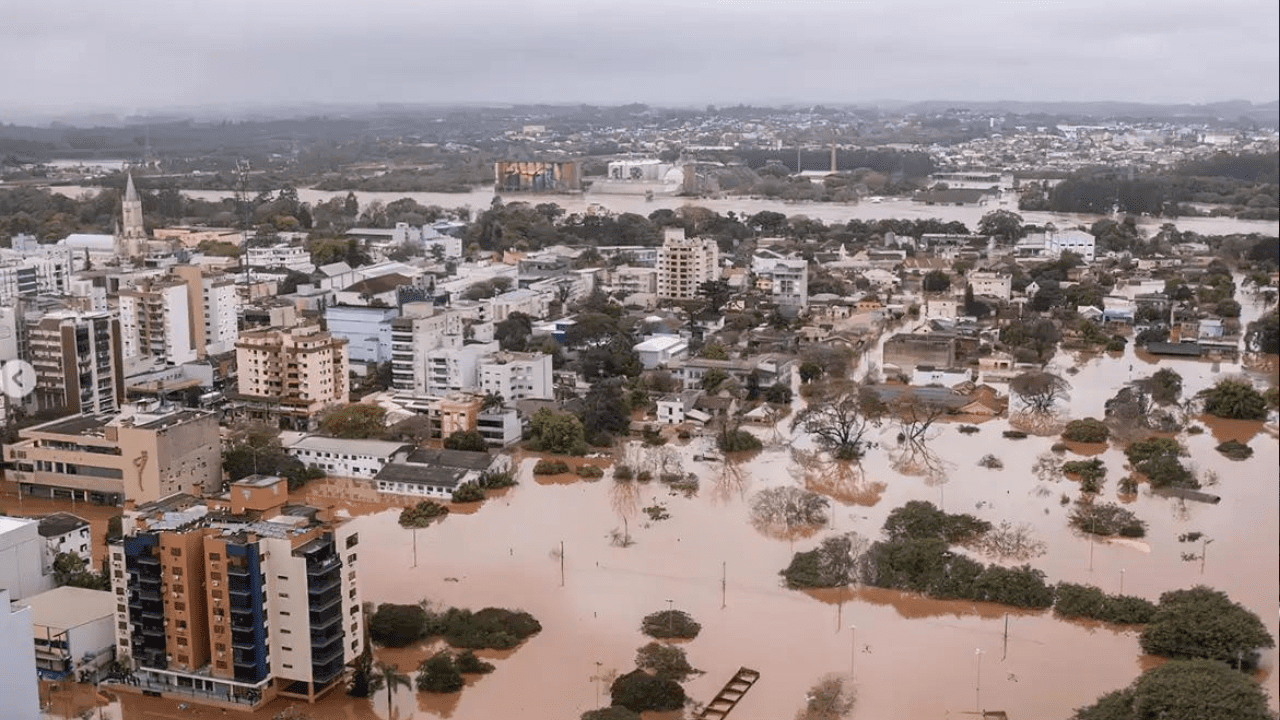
xmin=781 ymin=535 xmax=858 ymax=589
xmin=1003 ymin=430 xmax=1028 ymax=439
xmin=1140 ymin=586 xmax=1275 ymax=667
xmin=640 ymin=609 xmax=701 ymax=639
xmin=972 ymin=564 xmax=1055 ymax=609
xmin=450 ymin=481 xmax=485 ymax=503
xmin=1069 ymin=501 xmax=1146 ymax=537
xmin=416 ymin=651 xmax=464 ymax=693
xmin=443 ymin=429 xmax=488 ymax=452
xmin=1063 ymin=418 xmax=1110 ymax=443
xmin=576 ymin=464 xmax=605 ymax=478
xmin=478 ymin=470 xmax=517 ymax=488
xmin=533 ymin=459 xmax=571 ymax=475
xmin=1215 ymin=440 xmax=1253 ymax=460
xmin=610 ymin=669 xmax=686 ymax=713
xmin=369 ymin=603 xmax=428 ymax=648
xmin=1199 ymin=379 xmax=1268 ymax=420
xmin=1125 ymin=437 xmax=1184 ymax=464
xmin=1063 ymin=459 xmax=1107 ymax=492
xmin=424 ymin=606 xmax=543 ymax=650
xmin=635 ymin=642 xmax=698 ymax=682
xmin=455 ymin=649 xmax=495 ymax=675
xmin=637 ymin=470 xmax=653 ymax=482
xmin=883 ymin=500 xmax=991 ymax=544
xmin=399 ymin=501 xmax=449 ymax=528
xmin=1055 ymin=582 xmax=1157 ymax=624
xmin=613 ymin=464 xmax=634 ymax=481
xmin=717 ymin=427 xmax=763 ymax=452
xmin=1136 ymin=455 xmax=1197 ymax=489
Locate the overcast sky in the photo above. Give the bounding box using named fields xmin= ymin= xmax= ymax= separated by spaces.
xmin=2 ymin=0 xmax=1276 ymax=119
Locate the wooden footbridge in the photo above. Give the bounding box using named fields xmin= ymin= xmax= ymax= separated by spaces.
xmin=695 ymin=667 xmax=760 ymax=720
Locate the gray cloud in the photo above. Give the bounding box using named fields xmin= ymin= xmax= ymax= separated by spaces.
xmin=2 ymin=0 xmax=1276 ymax=118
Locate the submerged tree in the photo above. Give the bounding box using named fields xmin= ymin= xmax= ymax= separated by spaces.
xmin=1010 ymin=371 xmax=1071 ymax=415
xmin=750 ymin=487 xmax=830 ymax=539
xmin=791 ymin=383 xmax=878 ymax=459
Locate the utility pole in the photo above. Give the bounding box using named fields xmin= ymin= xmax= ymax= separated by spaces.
xmin=560 ymin=541 xmax=565 ymax=587
xmin=721 ymin=561 xmax=726 ymax=609
xmin=412 ymin=527 xmax=418 ymax=568
xmin=849 ymin=624 xmax=857 ymax=679
xmin=1201 ymin=538 xmax=1213 ymax=574
xmin=975 ymin=648 xmax=983 ymax=712
xmin=1002 ymin=614 xmax=1009 ymax=661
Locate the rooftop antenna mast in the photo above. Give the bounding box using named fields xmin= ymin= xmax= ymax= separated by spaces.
xmin=235 ymin=159 xmax=252 ymax=285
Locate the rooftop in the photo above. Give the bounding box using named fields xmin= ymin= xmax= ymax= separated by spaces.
xmin=37 ymin=513 xmax=90 ymax=537
xmin=23 ymin=586 xmax=115 ymax=630
xmin=288 ymin=435 xmax=409 ymax=458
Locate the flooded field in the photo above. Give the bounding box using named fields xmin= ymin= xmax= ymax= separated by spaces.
xmin=38 ymin=339 xmax=1273 ymax=720
xmin=47 ymin=185 xmax=1280 ymax=238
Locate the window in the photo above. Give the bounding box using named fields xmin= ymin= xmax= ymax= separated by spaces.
xmin=280 ymin=628 xmax=291 ymax=634
xmin=282 ymin=646 xmax=292 ymax=652
xmin=280 ymin=611 xmax=290 ymax=617
xmin=279 ymin=592 xmax=289 ymax=599
xmin=347 ymin=553 xmax=357 ymax=563
xmin=345 ymin=534 xmax=359 ymax=548
xmin=174 ymin=602 xmax=185 ymax=611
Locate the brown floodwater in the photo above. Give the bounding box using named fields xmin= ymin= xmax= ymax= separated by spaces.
xmin=31 ymin=295 xmax=1280 ymax=720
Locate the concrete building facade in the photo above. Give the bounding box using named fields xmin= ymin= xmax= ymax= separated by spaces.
xmin=118 ymin=278 xmax=197 ymax=366
xmin=24 ymin=309 xmax=125 ymax=416
xmin=477 ymin=351 xmax=552 ymax=402
xmin=0 ymin=589 xmax=40 ymax=720
xmin=657 ymin=230 xmax=719 ymax=301
xmin=173 ymin=267 xmax=241 ymax=358
xmin=26 ymin=585 xmax=116 ymax=680
xmin=108 ymin=481 xmax=363 ymax=709
xmin=4 ymin=401 xmax=222 ymax=505
xmin=234 ymin=324 xmax=349 ymax=431
xmin=0 ymin=516 xmax=57 ymax=600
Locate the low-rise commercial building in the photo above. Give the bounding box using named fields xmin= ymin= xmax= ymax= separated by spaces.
xmin=0 ymin=516 xmax=57 ymax=600
xmin=25 ymin=585 xmax=116 ymax=680
xmin=4 ymin=401 xmax=222 ymax=505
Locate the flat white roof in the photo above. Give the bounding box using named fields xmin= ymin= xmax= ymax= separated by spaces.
xmin=287 ymin=435 xmax=408 ymax=458
xmin=634 ymin=336 xmax=687 ymax=352
xmin=24 ymin=586 xmax=115 ymax=630
xmin=0 ymin=515 xmax=36 ymax=535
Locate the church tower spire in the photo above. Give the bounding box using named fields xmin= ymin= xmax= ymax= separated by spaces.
xmin=117 ymin=172 xmax=146 ymax=257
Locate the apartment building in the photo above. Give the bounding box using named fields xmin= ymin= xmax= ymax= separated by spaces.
xmin=967 ymin=271 xmax=1012 ymax=301
xmin=234 ymin=324 xmax=349 ymax=431
xmin=37 ymin=512 xmax=92 ymax=571
xmin=0 ymin=251 xmax=75 ymax=304
xmin=477 ymin=351 xmax=552 ymax=402
xmin=173 ymin=266 xmax=241 ymax=358
xmin=3 ymin=400 xmax=222 ymax=505
xmin=323 ymin=305 xmax=399 ymax=364
xmin=23 ymin=309 xmax=125 ymax=416
xmin=752 ymin=252 xmax=809 ymax=309
xmin=108 ymin=479 xmax=363 ymax=709
xmin=244 ymin=244 xmax=315 ymax=273
xmin=657 ymin=229 xmax=719 ymax=301
xmin=118 ymin=277 xmax=197 ymax=366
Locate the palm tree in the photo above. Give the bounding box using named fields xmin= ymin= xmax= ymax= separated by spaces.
xmin=369 ymin=662 xmax=411 ymax=720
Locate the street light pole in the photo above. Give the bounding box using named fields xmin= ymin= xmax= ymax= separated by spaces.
xmin=666 ymin=599 xmax=674 ymax=635
xmin=975 ymin=648 xmax=983 ymax=712
xmin=850 ymin=624 xmax=857 ymax=680
xmin=1119 ymin=568 xmax=1125 ymax=594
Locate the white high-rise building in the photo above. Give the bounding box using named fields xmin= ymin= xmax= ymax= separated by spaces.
xmin=0 ymin=516 xmax=57 ymax=601
xmin=0 ymin=589 xmax=40 ymax=720
xmin=657 ymin=229 xmax=720 ymax=301
xmin=118 ymin=277 xmax=196 ymax=366
xmin=477 ymin=351 xmax=553 ymax=401
xmin=173 ymin=267 xmax=241 ymax=357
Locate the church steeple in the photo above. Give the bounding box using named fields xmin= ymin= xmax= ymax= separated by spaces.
xmin=117 ymin=171 xmax=146 ymax=257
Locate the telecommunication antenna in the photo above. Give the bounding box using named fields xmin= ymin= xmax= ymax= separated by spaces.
xmin=235 ymin=159 xmax=252 ymax=284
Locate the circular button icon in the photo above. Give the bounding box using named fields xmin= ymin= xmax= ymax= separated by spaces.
xmin=2 ymin=360 xmax=36 ymax=400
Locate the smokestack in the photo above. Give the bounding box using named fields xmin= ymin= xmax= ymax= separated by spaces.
xmin=830 ymin=142 xmax=837 ymax=174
